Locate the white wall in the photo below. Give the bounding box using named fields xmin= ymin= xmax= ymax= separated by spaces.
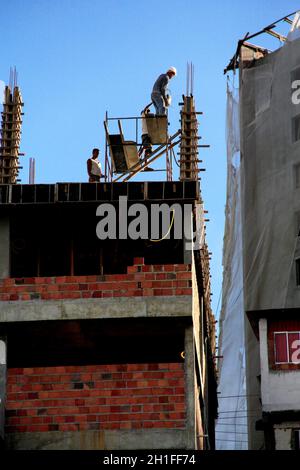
xmin=274 ymin=428 xmax=292 ymax=450
xmin=259 ymin=319 xmax=300 ymax=412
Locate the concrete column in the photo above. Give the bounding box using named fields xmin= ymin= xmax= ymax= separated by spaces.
xmin=183 ymin=205 xmax=192 ymax=264
xmin=258 ymin=319 xmax=269 ymax=407
xmin=244 ymin=318 xmax=263 ymax=449
xmin=184 ymin=325 xmax=196 ymax=449
xmin=0 ymin=338 xmax=7 ymax=442
xmin=183 ymin=246 xmax=192 ymax=264
xmin=0 ymin=218 xmax=10 ymax=278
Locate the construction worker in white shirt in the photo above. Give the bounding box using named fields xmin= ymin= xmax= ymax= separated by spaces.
xmin=87 ymin=148 xmax=102 ymax=182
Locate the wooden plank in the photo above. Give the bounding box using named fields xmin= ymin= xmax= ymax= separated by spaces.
xmin=117 ymin=120 xmax=140 ymax=171
xmin=104 ymin=121 xmax=127 ymax=173
xmin=145 ymin=115 xmax=168 ymax=144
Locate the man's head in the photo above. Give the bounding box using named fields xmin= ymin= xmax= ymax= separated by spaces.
xmin=167 ymin=66 xmax=177 ymax=79
xmin=92 ymin=148 xmax=99 ymax=159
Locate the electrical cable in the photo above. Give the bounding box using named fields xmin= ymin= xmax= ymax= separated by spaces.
xmin=149 ymin=209 xmax=175 ymax=242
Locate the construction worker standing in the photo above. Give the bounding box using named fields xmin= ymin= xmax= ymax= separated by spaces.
xmin=87 ymin=148 xmax=102 ymax=182
xmin=151 ymin=67 xmax=177 ymax=115
xmin=139 ymin=104 xmax=153 ymax=171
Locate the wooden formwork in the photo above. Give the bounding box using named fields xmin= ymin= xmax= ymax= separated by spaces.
xmin=0 ymin=85 xmax=24 ymax=184
xmin=179 ymin=95 xmax=200 ymax=181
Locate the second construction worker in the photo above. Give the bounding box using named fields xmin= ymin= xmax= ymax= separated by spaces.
xmin=87 ymin=148 xmax=102 ymax=182
xmin=139 ymin=104 xmax=153 ymax=171
xmin=151 ymin=67 xmax=177 ymax=115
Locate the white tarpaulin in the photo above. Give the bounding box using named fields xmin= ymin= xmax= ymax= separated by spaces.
xmin=215 ymin=80 xmax=247 ymax=450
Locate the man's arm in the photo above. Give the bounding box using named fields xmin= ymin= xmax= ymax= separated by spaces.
xmin=159 ymin=75 xmax=169 ymax=100
xmin=141 ymin=102 xmax=152 ymax=114
xmin=87 ymin=159 xmax=92 ymax=176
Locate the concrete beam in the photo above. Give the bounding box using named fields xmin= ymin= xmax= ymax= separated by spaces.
xmin=0 ymin=218 xmax=9 ymax=278
xmin=0 ymin=296 xmax=192 ymax=323
xmin=183 ymin=206 xmax=193 ymax=264
xmin=5 ymin=428 xmax=188 ymax=450
xmin=184 ymin=325 xmax=196 ymax=449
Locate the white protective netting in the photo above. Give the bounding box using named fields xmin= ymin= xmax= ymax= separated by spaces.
xmin=215 ymin=79 xmax=247 ymax=450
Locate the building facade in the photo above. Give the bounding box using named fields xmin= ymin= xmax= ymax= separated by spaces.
xmin=0 ymin=180 xmax=217 ymax=450
xmin=218 ymin=24 xmax=300 ymax=450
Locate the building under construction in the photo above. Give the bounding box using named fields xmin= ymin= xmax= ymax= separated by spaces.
xmin=0 ymin=68 xmax=218 ymax=450
xmin=217 ymin=12 xmax=300 ymax=450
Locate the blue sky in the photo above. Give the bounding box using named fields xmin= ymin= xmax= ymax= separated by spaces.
xmin=1 ymin=0 xmax=299 ymax=315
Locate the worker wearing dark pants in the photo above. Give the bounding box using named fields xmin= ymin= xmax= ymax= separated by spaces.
xmin=141 ymin=134 xmax=152 ymax=159
xmin=151 ymin=67 xmax=177 ymax=115
xmin=139 ymin=105 xmax=154 ymax=171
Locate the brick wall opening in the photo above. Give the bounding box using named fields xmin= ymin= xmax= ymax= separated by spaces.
xmin=10 ymin=205 xmax=185 ymax=278
xmin=3 ymin=318 xmax=187 ymax=368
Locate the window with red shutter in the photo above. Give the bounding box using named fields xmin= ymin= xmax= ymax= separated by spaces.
xmin=289 ymin=332 xmax=300 ymax=364
xmin=274 ymin=331 xmax=300 ymax=364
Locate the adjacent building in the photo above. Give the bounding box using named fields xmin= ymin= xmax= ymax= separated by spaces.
xmin=218 ymin=15 xmax=300 ymax=450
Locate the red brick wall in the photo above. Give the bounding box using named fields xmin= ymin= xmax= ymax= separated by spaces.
xmin=0 ymin=259 xmax=192 ymax=301
xmin=5 ymin=363 xmax=186 ymax=433
xmin=268 ymin=320 xmax=300 ymax=371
